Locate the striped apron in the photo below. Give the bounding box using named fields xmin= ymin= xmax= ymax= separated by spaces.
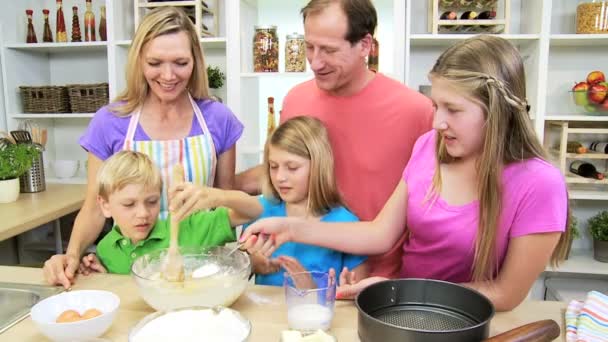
xmin=122 ymin=94 xmax=216 ymax=219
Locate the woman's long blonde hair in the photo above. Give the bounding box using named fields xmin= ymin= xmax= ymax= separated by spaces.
xmin=261 ymin=116 xmax=345 ymax=217
xmin=429 ymin=35 xmax=571 ymax=282
xmin=112 ymin=7 xmax=209 ymax=116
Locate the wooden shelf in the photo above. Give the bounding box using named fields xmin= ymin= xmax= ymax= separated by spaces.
xmin=10 ymin=113 xmax=95 ymax=119
xmin=550 ymin=34 xmax=608 ymax=46
xmin=566 ymin=173 xmax=608 ymax=185
xmin=409 ymin=34 xmax=539 ymax=46
xmin=551 ymin=150 xmax=608 ymax=160
xmin=546 ymin=249 xmax=608 ymax=275
xmin=4 ymin=42 xmax=107 ymax=53
xmin=569 ymin=188 xmax=608 ymax=200
xmin=115 ymin=37 xmax=226 ymax=48
xmin=545 ymin=115 xmax=608 ymax=122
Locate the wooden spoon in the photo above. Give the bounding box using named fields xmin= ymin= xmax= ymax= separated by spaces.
xmin=162 ymin=163 xmax=185 ymax=282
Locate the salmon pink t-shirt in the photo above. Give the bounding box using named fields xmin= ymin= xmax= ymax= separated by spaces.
xmin=281 ymin=73 xmax=433 ymax=278
xmin=401 ymin=131 xmax=568 ymax=282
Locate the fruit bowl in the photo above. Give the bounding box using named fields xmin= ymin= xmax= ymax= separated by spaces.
xmin=571 ymin=70 xmax=608 ymax=115
xmin=570 ymin=90 xmax=608 ymax=114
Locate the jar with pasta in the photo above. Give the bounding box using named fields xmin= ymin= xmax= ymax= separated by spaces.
xmin=285 ymin=33 xmax=305 ymax=72
xmin=576 ymin=1 xmax=608 ymax=34
xmin=253 ymin=25 xmax=279 ymax=72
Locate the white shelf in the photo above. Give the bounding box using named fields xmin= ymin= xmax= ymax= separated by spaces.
xmin=545 ymin=115 xmax=608 ymax=122
xmin=115 ymin=37 xmax=226 ymax=48
xmin=10 ymin=113 xmax=95 ymax=119
xmin=409 ymin=34 xmax=540 ymax=47
xmin=550 ymin=34 xmax=608 ymax=46
xmin=546 ymin=249 xmax=608 ymax=275
xmin=566 ymin=174 xmax=608 ymax=185
xmin=46 ymin=177 xmax=87 ymax=185
xmin=569 ymin=189 xmax=608 ymax=201
xmin=240 ymin=72 xmax=314 ymax=78
xmin=4 ymin=42 xmax=107 ymax=53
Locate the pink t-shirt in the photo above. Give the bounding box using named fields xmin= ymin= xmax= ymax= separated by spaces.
xmin=281 ymin=73 xmax=433 ymax=278
xmin=401 ymin=131 xmax=567 ymax=283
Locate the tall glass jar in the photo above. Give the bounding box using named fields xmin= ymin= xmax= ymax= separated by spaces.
xmin=253 ymin=25 xmax=279 ymax=72
xmin=285 ymin=32 xmax=305 ymax=72
xmin=577 ymin=1 xmax=608 ymax=33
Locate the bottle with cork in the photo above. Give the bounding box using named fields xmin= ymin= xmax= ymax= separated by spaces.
xmin=26 ymin=9 xmax=38 ymax=43
xmin=56 ymin=0 xmax=67 ymax=42
xmin=84 ymin=0 xmax=96 ymax=42
xmin=267 ymin=97 xmax=276 ymax=137
xmin=42 ymin=9 xmax=53 ymax=42
xmin=367 ymin=37 xmax=379 ymax=72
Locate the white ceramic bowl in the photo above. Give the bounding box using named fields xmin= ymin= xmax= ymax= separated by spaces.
xmin=30 ymin=290 xmax=120 ymax=342
xmin=52 ymin=160 xmax=79 ymax=179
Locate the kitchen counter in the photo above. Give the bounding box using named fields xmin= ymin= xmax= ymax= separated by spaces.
xmin=0 ymin=184 xmax=85 ymax=252
xmin=0 ymin=266 xmax=566 ymax=341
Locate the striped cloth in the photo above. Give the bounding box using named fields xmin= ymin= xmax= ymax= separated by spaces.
xmin=566 ymin=291 xmax=608 ymax=342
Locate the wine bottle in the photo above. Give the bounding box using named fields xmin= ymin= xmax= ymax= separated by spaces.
xmin=590 ymin=142 xmax=608 ymax=153
xmin=567 ymin=141 xmax=588 ymax=154
xmin=367 ymin=37 xmax=379 ymax=72
xmin=267 ymin=97 xmax=276 ymax=137
xmin=460 ymin=11 xmax=478 ymax=20
xmin=440 ymin=11 xmax=457 ymax=20
xmin=570 ymin=161 xmax=605 ymax=180
xmin=477 ymin=10 xmax=496 ymax=20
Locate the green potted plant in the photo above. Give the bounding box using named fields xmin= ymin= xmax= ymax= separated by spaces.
xmin=0 ymin=141 xmax=39 ymax=203
xmin=588 ymin=210 xmax=608 ymax=263
xmin=207 ymin=65 xmax=225 ymax=103
xmin=566 ymin=216 xmax=581 ymax=259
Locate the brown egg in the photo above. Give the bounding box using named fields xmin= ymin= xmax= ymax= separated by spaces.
xmin=81 ymin=308 xmax=103 ymax=320
xmin=56 ymin=309 xmax=82 ymax=323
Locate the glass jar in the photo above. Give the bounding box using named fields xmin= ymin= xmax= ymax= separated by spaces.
xmin=253 ymin=25 xmax=279 ymax=72
xmin=577 ymin=1 xmax=608 ymax=34
xmin=285 ymin=32 xmax=305 ymax=72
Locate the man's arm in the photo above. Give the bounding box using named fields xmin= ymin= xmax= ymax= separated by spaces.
xmin=234 ymin=164 xmax=265 ymax=195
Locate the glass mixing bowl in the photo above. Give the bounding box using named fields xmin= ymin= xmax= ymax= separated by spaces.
xmin=131 ymin=246 xmax=251 ymax=311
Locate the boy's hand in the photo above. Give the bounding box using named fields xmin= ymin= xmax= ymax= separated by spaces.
xmin=78 ymin=254 xmax=107 ymax=275
xmin=168 ymin=182 xmax=224 ymax=221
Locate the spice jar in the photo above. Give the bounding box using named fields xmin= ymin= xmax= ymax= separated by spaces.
xmin=285 ymin=32 xmax=305 ymax=72
xmin=253 ymin=25 xmax=279 ymax=72
xmin=576 ymin=1 xmax=608 ymax=34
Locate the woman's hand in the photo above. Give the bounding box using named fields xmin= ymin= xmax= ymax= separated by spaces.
xmin=78 ymin=254 xmax=107 ymax=275
xmin=335 ymin=267 xmax=386 ymax=300
xmin=168 ymin=182 xmax=224 ymax=221
xmin=43 ymin=254 xmax=80 ymax=289
xmin=239 ymin=217 xmax=295 ymax=249
xmin=245 ymin=235 xmax=280 ymax=274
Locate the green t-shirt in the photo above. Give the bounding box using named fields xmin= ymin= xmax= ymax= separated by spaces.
xmin=96 ymin=207 xmax=236 ymax=274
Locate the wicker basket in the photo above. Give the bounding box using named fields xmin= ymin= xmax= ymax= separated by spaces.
xmin=67 ymin=83 xmax=109 ymax=113
xmin=20 ymin=85 xmax=70 ymax=113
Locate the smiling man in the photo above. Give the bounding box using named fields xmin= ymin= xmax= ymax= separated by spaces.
xmin=235 ymin=0 xmax=433 ymax=278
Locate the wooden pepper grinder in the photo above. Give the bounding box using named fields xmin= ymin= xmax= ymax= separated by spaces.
xmin=84 ymin=0 xmax=96 ymax=42
xmin=99 ymin=5 xmax=107 ymax=41
xmin=26 ymin=9 xmax=38 ymax=43
xmin=71 ymin=6 xmax=82 ymax=42
xmin=55 ymin=0 xmax=67 ymax=42
xmin=42 ymin=9 xmax=53 ymax=43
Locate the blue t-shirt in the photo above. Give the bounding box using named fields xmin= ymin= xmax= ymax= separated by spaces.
xmin=244 ymin=196 xmax=367 ymax=286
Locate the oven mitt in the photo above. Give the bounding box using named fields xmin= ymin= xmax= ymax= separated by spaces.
xmin=566 ymin=290 xmax=608 ymax=342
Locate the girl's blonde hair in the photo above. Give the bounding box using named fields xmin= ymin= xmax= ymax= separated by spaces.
xmin=428 ymin=35 xmax=571 ymax=281
xmin=97 ymin=151 xmax=162 ymax=200
xmin=262 ymin=116 xmax=344 ymax=216
xmin=112 ymin=7 xmax=209 ymax=116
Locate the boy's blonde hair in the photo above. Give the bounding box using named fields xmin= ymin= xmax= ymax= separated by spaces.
xmin=97 ymin=151 xmax=162 ymax=200
xmin=112 ymin=7 xmax=209 ymax=116
xmin=262 ymin=116 xmax=344 ymax=217
xmin=428 ymin=35 xmax=570 ymax=281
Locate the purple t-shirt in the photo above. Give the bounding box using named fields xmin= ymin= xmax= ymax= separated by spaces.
xmin=401 ymin=130 xmax=567 ymax=283
xmin=79 ymin=99 xmax=243 ymax=161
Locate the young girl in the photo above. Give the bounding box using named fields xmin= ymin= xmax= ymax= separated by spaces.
xmin=240 ymin=35 xmax=571 ymax=311
xmin=169 ymin=116 xmax=367 ymax=286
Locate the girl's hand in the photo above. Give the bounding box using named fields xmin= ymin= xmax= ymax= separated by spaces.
xmin=281 ymin=256 xmax=316 ymax=289
xmin=239 ymin=217 xmax=295 ymax=249
xmin=168 ymin=182 xmax=223 ymax=221
xmin=245 ymin=235 xmax=281 ymax=274
xmin=78 ymin=254 xmax=107 ymax=276
xmin=335 ymin=266 xmax=386 ymax=300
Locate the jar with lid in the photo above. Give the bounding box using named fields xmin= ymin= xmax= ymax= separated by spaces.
xmin=576 ymin=1 xmax=608 ymax=34
xmin=253 ymin=25 xmax=279 ymax=72
xmin=285 ymin=32 xmax=305 ymax=72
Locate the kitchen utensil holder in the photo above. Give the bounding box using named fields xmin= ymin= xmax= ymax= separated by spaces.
xmin=19 ymin=144 xmax=46 ymax=193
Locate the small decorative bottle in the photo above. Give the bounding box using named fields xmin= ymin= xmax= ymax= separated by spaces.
xmin=71 ymin=6 xmax=82 ymax=42
xmin=56 ymin=0 xmax=67 ymax=42
xmin=84 ymin=0 xmax=96 ymax=42
xmin=99 ymin=5 xmax=107 ymax=41
xmin=368 ymin=37 xmax=379 ymax=72
xmin=42 ymin=9 xmax=53 ymax=43
xmin=26 ymin=9 xmax=38 ymax=43
xmin=267 ymin=97 xmax=276 ymax=137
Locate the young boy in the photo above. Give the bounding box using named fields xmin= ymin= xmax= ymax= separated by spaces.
xmin=79 ymin=150 xmax=254 ymax=275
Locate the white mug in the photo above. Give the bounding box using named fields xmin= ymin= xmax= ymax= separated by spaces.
xmin=53 ymin=160 xmax=80 ymax=179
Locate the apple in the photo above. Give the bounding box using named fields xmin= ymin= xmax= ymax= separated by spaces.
xmin=600 ymin=99 xmax=608 ymax=112
xmin=587 ymin=70 xmax=606 ymax=85
xmin=572 ymin=81 xmax=590 ymax=106
xmin=588 ymin=83 xmax=608 ymax=104
xmin=584 ymin=104 xmax=597 ymax=112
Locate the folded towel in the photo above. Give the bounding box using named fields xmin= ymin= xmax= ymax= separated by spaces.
xmin=565 ymin=291 xmax=608 ymax=342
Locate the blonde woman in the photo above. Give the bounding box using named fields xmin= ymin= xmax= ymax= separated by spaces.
xmin=44 ymin=7 xmax=242 ymax=288
xmin=170 ymin=116 xmax=368 ymax=286
xmin=241 ymin=35 xmax=570 ymax=311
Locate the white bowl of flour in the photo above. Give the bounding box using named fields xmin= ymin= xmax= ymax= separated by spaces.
xmin=129 ymin=307 xmax=251 ymax=342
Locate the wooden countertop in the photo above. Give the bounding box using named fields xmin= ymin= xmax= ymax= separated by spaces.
xmin=0 ymin=266 xmax=566 ymax=341
xmin=0 ymin=183 xmax=86 ymax=241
